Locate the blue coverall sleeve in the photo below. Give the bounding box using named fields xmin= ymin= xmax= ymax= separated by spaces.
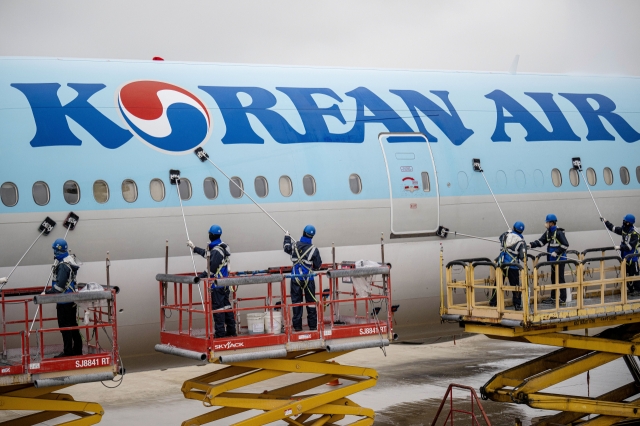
xmin=630 ymin=232 xmax=639 ymax=251
xmin=605 ymin=220 xmax=623 ymax=236
xmin=311 ymin=248 xmax=322 ymax=270
xmin=54 ymin=263 xmax=71 ymax=292
xmin=516 ymin=242 xmax=526 ymax=262
xmin=193 ymin=246 xmax=206 ymax=258
xmin=283 ymin=236 xmax=293 ymax=255
xmin=557 ymin=230 xmax=570 ymax=250
xmin=530 ymin=232 xmax=548 ymax=249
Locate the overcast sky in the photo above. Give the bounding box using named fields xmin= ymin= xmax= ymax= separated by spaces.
xmin=1 ymin=0 xmax=639 ymax=76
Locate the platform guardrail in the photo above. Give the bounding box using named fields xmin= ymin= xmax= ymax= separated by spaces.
xmin=156 ymin=263 xmax=394 ymax=361
xmin=441 ymin=246 xmax=640 ymax=325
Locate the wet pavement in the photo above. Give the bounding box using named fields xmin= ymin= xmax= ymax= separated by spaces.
xmin=0 ymin=332 xmax=632 ymax=425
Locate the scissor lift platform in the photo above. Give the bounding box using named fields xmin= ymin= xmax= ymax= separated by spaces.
xmin=440 ymin=246 xmax=640 ymax=425
xmin=155 ymin=262 xmax=393 ymax=426
xmin=0 ymin=285 xmax=120 ymax=425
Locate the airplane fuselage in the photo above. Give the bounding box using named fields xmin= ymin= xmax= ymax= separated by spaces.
xmin=1 ymin=57 xmax=639 ymax=360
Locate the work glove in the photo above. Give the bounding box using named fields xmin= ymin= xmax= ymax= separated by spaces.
xmin=614 ymin=245 xmax=621 ymax=250
xmin=0 ymin=277 xmax=7 ymax=285
xmin=186 ymin=240 xmax=195 ymax=249
xmin=285 ymin=231 xmax=290 ymax=237
xmin=525 ymin=244 xmax=531 ymax=249
xmin=550 ymin=252 xmax=558 ymax=258
xmin=600 ymin=217 xmax=606 ymax=222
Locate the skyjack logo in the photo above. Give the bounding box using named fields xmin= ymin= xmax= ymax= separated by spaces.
xmin=9 ymin=82 xmax=640 ymax=152
xmin=214 ymin=341 xmax=245 ymax=351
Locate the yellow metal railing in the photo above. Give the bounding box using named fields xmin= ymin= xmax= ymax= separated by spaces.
xmin=441 ymin=246 xmax=640 ymax=325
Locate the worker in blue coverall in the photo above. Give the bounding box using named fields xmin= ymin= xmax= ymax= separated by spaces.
xmin=188 ymin=224 xmax=236 ymax=338
xmin=284 ymin=225 xmax=322 ymax=331
xmin=529 ymin=214 xmax=570 ymax=305
xmin=46 ymin=238 xmax=83 ymax=357
xmin=603 ymin=214 xmax=639 ymax=295
xmin=490 ymin=222 xmax=527 ymax=311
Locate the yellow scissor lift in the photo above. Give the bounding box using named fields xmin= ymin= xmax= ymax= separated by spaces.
xmin=154 ymin=260 xmax=394 ymax=426
xmin=440 ymin=246 xmax=640 ymax=425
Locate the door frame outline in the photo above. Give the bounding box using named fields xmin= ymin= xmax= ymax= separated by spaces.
xmin=378 ymin=132 xmax=440 ymax=236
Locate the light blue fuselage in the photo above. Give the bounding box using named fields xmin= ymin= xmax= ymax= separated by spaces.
xmin=1 ymin=57 xmax=639 ymax=359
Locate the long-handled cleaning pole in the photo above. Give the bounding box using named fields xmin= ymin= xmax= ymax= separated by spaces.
xmin=29 ymin=212 xmax=79 ymax=334
xmin=194 ymin=148 xmax=295 ymax=241
xmin=1 ymin=217 xmax=57 ymax=290
xmin=451 ymin=230 xmax=574 ymax=258
xmin=572 ymin=158 xmax=617 ymax=249
xmin=473 ymin=158 xmax=511 ymax=231
xmin=170 ymin=170 xmax=205 ymax=311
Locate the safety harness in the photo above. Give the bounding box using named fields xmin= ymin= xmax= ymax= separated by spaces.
xmin=291 ymin=242 xmax=319 ymax=302
xmin=498 ymin=232 xmax=524 ymax=267
xmin=52 ymin=256 xmax=79 ymax=294
xmin=208 ymin=243 xmax=234 ymax=312
xmin=210 ymin=245 xmax=230 ymax=279
xmin=621 ymin=227 xmax=640 ymax=264
xmin=541 ymin=227 xmax=568 ymax=261
xmin=547 ymin=228 xmax=567 ymax=250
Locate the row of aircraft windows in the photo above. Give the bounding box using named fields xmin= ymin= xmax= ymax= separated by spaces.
xmin=0 ymin=174 xmax=364 ymax=207
xmin=2 ymin=166 xmax=638 ymax=207
xmin=550 ymin=166 xmax=638 ymax=188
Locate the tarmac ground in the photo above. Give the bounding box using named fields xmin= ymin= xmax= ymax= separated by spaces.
xmin=0 ymin=332 xmax=631 ymax=425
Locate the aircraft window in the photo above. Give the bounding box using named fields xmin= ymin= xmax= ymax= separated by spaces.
xmin=93 ymin=180 xmax=109 ymax=204
xmin=620 ymin=167 xmax=630 ymax=185
xmin=230 ymin=177 xmax=244 ymax=199
xmin=203 ymin=177 xmax=218 ymax=200
xmin=603 ymin=167 xmax=614 ymax=185
xmin=551 ymin=169 xmax=562 ymax=187
xmin=63 ymin=180 xmax=80 ymax=205
xmin=533 ymin=169 xmax=544 ymax=187
xmin=637 ymin=166 xmax=640 ymax=184
xmin=495 ymin=170 xmax=506 ymax=189
xmin=586 ymin=168 xmax=597 ymax=186
xmin=150 ymin=179 xmax=165 ymax=202
xmin=32 ymin=181 xmax=50 ymax=206
xmin=569 ymin=169 xmax=580 ymax=187
xmin=122 ymin=179 xmax=138 ymax=203
xmin=349 ymin=174 xmax=362 ymax=194
xmin=1 ymin=182 xmax=18 ymax=207
xmin=421 ymin=172 xmax=430 ymax=192
xmin=515 ymin=170 xmax=526 ymax=188
xmin=279 ymin=176 xmax=293 ymax=197
xmin=178 ymin=178 xmax=192 ymax=200
xmin=254 ymin=176 xmax=269 ymax=198
xmin=303 ymin=175 xmax=316 ymax=196
xmin=458 ymin=171 xmax=469 ymax=190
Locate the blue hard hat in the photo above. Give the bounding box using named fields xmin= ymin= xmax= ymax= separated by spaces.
xmin=303 ymin=224 xmax=316 ymax=238
xmin=513 ymin=221 xmax=525 ymax=233
xmin=545 ymin=214 xmax=558 ymax=223
xmin=52 ymin=238 xmax=68 ymax=252
xmin=624 ymin=214 xmax=636 ymax=225
xmin=209 ymin=224 xmax=222 ymax=235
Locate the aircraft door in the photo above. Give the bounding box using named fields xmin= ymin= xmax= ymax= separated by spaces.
xmin=378 ymin=133 xmax=440 ymax=236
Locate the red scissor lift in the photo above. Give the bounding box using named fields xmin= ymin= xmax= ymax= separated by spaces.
xmin=155 ymin=261 xmax=394 ymax=426
xmin=0 ymin=284 xmax=120 ymax=426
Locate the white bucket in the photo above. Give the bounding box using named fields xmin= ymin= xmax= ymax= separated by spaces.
xmin=264 ymin=311 xmax=283 ymax=335
xmin=247 ymin=313 xmax=265 ymax=335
